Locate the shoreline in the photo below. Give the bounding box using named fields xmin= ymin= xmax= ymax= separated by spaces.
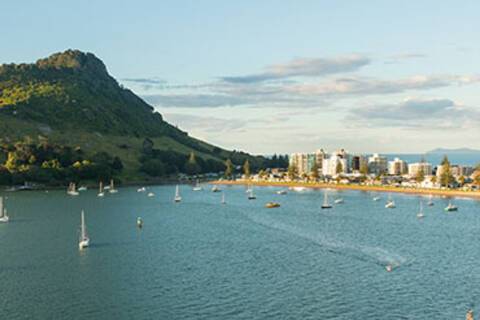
xmin=211 ymin=180 xmax=480 ymax=199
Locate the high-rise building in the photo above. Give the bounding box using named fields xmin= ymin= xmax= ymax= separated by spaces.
xmin=351 ymin=155 xmax=367 ymax=172
xmin=368 ymin=153 xmax=388 ymax=175
xmin=388 ymin=158 xmax=408 ymax=175
xmin=322 ymin=153 xmax=348 ymax=176
xmin=408 ymin=162 xmax=432 ymax=177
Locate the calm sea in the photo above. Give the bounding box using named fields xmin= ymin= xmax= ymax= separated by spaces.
xmin=385 ymin=153 xmax=479 ymax=166
xmin=1 ymin=185 xmax=480 ymax=319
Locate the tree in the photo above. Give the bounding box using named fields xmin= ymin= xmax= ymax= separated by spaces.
xmin=415 ymin=167 xmax=425 ymax=183
xmin=112 ymin=156 xmax=123 ymax=172
xmin=287 ymin=164 xmax=297 ymax=180
xmin=335 ymin=161 xmax=343 ymax=175
xmin=243 ymin=159 xmax=251 ymax=178
xmin=360 ymin=161 xmax=369 ymax=175
xmin=473 ymin=165 xmax=480 ymax=187
xmin=140 ymin=159 xmax=166 ymax=177
xmin=310 ymin=162 xmax=319 ymax=180
xmin=430 ymin=175 xmax=437 ymax=184
xmin=439 ymin=155 xmax=454 ymax=187
xmin=184 ymin=152 xmax=200 ymax=175
xmin=224 ymin=159 xmax=233 ymax=179
xmin=458 ymin=175 xmax=465 ymax=186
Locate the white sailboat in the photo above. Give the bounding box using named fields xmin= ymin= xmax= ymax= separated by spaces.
xmin=97 ymin=181 xmax=105 ymax=197
xmin=221 ymin=192 xmax=226 ymax=204
xmin=248 ymin=187 xmax=256 ymax=200
xmin=0 ymin=197 xmax=9 ymax=223
xmin=193 ymin=179 xmax=202 ymax=191
xmin=385 ymin=195 xmax=396 ymax=209
xmin=211 ymin=185 xmax=220 ymax=192
xmin=174 ymin=185 xmax=182 ymax=202
xmin=321 ymin=192 xmax=332 ymax=209
xmin=137 ymin=187 xmax=146 ymax=192
xmin=147 ymin=192 xmax=155 ymax=197
xmin=78 ymin=210 xmax=90 ymax=249
xmin=109 ymin=179 xmax=118 ymax=194
xmin=78 ymin=186 xmax=87 ymax=192
xmin=334 ymin=197 xmax=344 ymax=204
xmin=417 ymin=200 xmax=425 ymax=219
xmin=67 ymin=182 xmax=79 ymax=196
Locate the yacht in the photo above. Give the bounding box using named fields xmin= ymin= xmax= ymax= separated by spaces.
xmin=265 ymin=202 xmax=280 ymax=208
xmin=78 ymin=210 xmax=90 ymax=250
xmin=147 ymin=192 xmax=155 ymax=197
xmin=221 ymin=192 xmax=226 ymax=204
xmin=334 ymin=198 xmax=344 ymax=204
xmin=137 ymin=217 xmax=143 ymax=228
xmin=385 ymin=195 xmax=396 ymax=209
xmin=248 ymin=188 xmax=256 ymax=200
xmin=417 ymin=201 xmax=425 ymax=219
xmin=97 ymin=181 xmax=105 ymax=197
xmin=78 ymin=186 xmax=87 ymax=192
xmin=321 ymin=192 xmax=332 ymax=209
xmin=109 ymin=179 xmax=118 ymax=194
xmin=193 ymin=179 xmax=202 ymax=191
xmin=0 ymin=197 xmax=9 ymax=223
xmin=174 ymin=185 xmax=182 ymax=202
xmin=211 ymin=185 xmax=221 ymax=193
xmin=444 ymin=201 xmax=458 ymax=212
xmin=67 ymin=183 xmax=79 ymax=196
xmin=137 ymin=187 xmax=146 ymax=192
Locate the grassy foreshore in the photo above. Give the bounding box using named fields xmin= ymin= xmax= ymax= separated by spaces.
xmin=211 ymin=180 xmax=480 ymax=199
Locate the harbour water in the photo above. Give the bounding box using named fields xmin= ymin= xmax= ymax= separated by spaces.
xmin=1 ymin=185 xmax=480 ymax=319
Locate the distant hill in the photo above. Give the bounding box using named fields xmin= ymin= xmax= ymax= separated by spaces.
xmin=427 ymin=148 xmax=480 ymax=155
xmin=0 ymin=50 xmax=275 ymax=184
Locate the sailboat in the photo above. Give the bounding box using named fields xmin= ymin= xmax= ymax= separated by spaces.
xmin=78 ymin=186 xmax=87 ymax=192
xmin=417 ymin=200 xmax=425 ymax=219
xmin=67 ymin=182 xmax=79 ymax=196
xmin=321 ymin=192 xmax=332 ymax=209
xmin=0 ymin=197 xmax=9 ymax=223
xmin=385 ymin=195 xmax=395 ymax=209
xmin=97 ymin=181 xmax=105 ymax=197
xmin=109 ymin=179 xmax=118 ymax=194
xmin=174 ymin=185 xmax=182 ymax=202
xmin=193 ymin=179 xmax=202 ymax=191
xmin=221 ymin=192 xmax=226 ymax=204
xmin=248 ymin=187 xmax=256 ymax=200
xmin=211 ymin=185 xmax=221 ymax=192
xmin=427 ymin=195 xmax=434 ymax=206
xmin=78 ymin=210 xmax=90 ymax=249
xmin=444 ymin=200 xmax=458 ymax=212
xmin=137 ymin=217 xmax=143 ymax=228
xmin=137 ymin=187 xmax=146 ymax=192
xmin=334 ymin=197 xmax=344 ymax=204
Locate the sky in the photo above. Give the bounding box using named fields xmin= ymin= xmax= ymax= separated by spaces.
xmin=2 ymin=0 xmax=480 ymax=155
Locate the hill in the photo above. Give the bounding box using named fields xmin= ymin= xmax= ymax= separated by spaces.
xmin=427 ymin=148 xmax=480 ymax=155
xmin=0 ymin=50 xmax=284 ymax=185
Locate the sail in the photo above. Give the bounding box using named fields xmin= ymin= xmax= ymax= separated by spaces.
xmin=176 ymin=185 xmax=180 ymax=197
xmin=80 ymin=210 xmax=87 ymax=240
xmin=110 ymin=179 xmax=114 ymax=189
xmin=0 ymin=197 xmax=3 ymax=218
xmin=323 ymin=192 xmax=329 ymax=205
xmin=99 ymin=181 xmax=103 ymax=193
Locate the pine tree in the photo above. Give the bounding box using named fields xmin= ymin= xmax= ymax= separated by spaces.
xmin=224 ymin=159 xmax=233 ymax=179
xmin=243 ymin=159 xmax=251 ymax=178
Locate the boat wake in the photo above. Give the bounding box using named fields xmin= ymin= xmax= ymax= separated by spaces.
xmin=247 ymin=213 xmax=410 ymax=269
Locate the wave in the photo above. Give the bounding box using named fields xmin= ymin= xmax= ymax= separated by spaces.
xmin=246 ymin=212 xmax=410 ymax=269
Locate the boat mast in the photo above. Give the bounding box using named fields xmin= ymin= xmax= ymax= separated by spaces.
xmin=81 ymin=210 xmax=87 ymax=240
xmin=0 ymin=197 xmax=3 ymax=218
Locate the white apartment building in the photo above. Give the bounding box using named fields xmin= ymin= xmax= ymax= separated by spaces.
xmin=322 ymin=153 xmax=348 ymax=176
xmin=408 ymin=162 xmax=432 ymax=177
xmin=388 ymin=158 xmax=408 ymax=175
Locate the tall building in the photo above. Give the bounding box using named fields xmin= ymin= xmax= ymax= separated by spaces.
xmin=388 ymin=158 xmax=408 ymax=175
xmin=408 ymin=162 xmax=432 ymax=177
xmin=315 ymin=149 xmax=327 ymax=170
xmin=368 ymin=153 xmax=388 ymax=175
xmin=322 ymin=153 xmax=348 ymax=176
xmin=351 ymin=155 xmax=367 ymax=172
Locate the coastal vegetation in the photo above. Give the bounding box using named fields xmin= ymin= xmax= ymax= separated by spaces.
xmin=0 ymin=50 xmax=288 ymax=186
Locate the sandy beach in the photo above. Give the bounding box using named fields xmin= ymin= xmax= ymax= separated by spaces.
xmin=211 ymin=180 xmax=480 ymax=199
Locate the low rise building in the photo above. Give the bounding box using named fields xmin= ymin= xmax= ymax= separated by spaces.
xmin=408 ymin=162 xmax=432 ymax=177
xmin=388 ymin=158 xmax=408 ymax=175
xmin=368 ymin=153 xmax=388 ymax=175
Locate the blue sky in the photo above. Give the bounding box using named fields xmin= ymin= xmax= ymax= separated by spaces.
xmin=2 ymin=1 xmax=480 ymax=154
